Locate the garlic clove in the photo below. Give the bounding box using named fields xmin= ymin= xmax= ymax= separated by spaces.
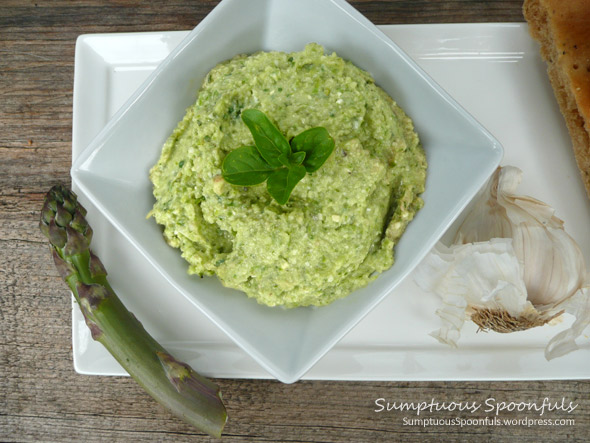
xmin=455 ymin=166 xmax=587 ymax=308
xmin=415 ymin=165 xmax=590 ymax=359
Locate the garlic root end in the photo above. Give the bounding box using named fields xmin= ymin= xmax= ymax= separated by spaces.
xmin=471 ymin=308 xmax=564 ymax=333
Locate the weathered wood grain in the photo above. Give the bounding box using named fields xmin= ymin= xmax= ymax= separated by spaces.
xmin=2 ymin=1 xmax=589 ymax=442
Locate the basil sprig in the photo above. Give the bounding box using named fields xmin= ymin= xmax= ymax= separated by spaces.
xmin=222 ymin=109 xmax=335 ymax=204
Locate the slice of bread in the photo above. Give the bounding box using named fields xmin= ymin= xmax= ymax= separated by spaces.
xmin=523 ymin=0 xmax=590 ymax=198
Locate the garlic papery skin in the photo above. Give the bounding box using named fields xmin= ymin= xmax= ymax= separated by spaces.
xmin=414 ymin=166 xmax=590 ymax=360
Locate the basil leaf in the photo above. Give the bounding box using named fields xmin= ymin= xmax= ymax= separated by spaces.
xmin=221 ymin=110 xmax=335 ymax=204
xmin=221 ymin=145 xmax=275 ymax=186
xmin=290 ymin=127 xmax=335 ymax=173
xmin=241 ymin=109 xmax=291 ymax=168
xmin=266 ymin=165 xmax=307 ymax=205
xmin=289 ymin=151 xmax=306 ymax=165
xmin=278 ymin=153 xmax=291 ymax=167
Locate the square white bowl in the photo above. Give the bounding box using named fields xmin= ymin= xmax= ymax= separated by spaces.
xmin=71 ymin=0 xmax=503 ymax=383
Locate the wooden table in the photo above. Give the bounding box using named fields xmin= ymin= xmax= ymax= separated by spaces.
xmin=2 ymin=1 xmax=588 ymax=441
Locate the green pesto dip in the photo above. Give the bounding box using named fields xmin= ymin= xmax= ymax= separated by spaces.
xmin=149 ymin=43 xmax=426 ymax=308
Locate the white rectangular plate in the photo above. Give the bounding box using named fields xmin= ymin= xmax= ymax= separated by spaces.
xmin=72 ymin=23 xmax=590 ymax=381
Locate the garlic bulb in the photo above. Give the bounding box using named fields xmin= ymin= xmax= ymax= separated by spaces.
xmin=414 ymin=166 xmax=590 ymax=360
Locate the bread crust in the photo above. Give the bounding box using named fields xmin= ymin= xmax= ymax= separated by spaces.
xmin=524 ymin=0 xmax=590 ymax=198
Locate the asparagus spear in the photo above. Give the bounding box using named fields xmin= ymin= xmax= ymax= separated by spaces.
xmin=39 ymin=184 xmax=227 ymax=438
